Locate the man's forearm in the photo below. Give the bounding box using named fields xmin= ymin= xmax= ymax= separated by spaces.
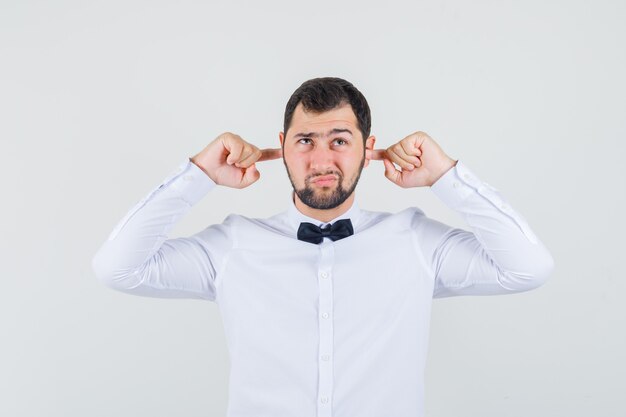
xmin=428 ymin=161 xmax=554 ymax=297
xmin=91 ymin=157 xmax=216 ymax=291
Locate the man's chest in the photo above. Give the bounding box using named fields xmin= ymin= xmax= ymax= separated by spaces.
xmin=213 ymin=225 xmax=434 ymax=321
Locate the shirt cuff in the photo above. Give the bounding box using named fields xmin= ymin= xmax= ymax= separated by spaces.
xmin=430 ymin=160 xmax=479 ymax=208
xmin=168 ymin=157 xmax=217 ymax=205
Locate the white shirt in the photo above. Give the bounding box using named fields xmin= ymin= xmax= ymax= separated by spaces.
xmin=92 ymin=157 xmax=554 ymax=417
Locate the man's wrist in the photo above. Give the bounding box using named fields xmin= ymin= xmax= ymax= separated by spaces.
xmin=429 ymin=158 xmax=458 ymax=186
xmin=190 ymin=156 xmax=217 ymax=182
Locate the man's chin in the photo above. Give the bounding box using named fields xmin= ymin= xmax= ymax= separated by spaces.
xmin=299 ymin=191 xmax=350 ymax=210
xmin=312 ymin=185 xmax=338 ymax=193
xmin=303 ymin=201 xmax=342 ymax=210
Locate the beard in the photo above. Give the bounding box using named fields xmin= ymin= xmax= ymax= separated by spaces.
xmin=283 ymin=154 xmax=366 ymax=210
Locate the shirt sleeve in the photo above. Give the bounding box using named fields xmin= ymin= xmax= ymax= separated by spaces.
xmin=91 ymin=157 xmax=233 ymax=301
xmin=413 ymin=160 xmax=555 ymax=298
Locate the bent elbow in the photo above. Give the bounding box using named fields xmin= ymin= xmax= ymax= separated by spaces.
xmin=528 ymin=246 xmax=555 ymax=289
xmin=91 ymin=250 xmax=110 ymax=285
xmin=534 ymin=250 xmax=555 ymax=287
xmin=499 ymin=249 xmax=555 ymax=292
xmin=91 ymin=250 xmax=142 ymax=292
xmin=91 ymin=250 xmax=119 ymax=290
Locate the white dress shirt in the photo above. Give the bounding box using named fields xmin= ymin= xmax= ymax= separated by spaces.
xmin=92 ymin=157 xmax=554 ymax=417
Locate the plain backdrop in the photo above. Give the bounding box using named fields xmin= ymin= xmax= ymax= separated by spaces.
xmin=1 ymin=0 xmax=625 ymax=416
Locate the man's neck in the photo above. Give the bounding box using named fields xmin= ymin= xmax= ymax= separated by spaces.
xmin=293 ymin=193 xmax=355 ymax=223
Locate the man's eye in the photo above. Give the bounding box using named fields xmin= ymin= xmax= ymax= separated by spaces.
xmin=298 ymin=138 xmax=312 ymax=144
xmin=334 ymin=138 xmax=347 ymax=145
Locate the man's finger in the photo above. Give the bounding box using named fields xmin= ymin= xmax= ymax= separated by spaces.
xmin=236 ymin=148 xmax=262 ymax=168
xmin=392 ymin=143 xmax=420 ymax=168
xmin=240 ymin=163 xmax=260 ymax=188
xmin=258 ymin=148 xmax=283 ymax=161
xmin=387 ymin=148 xmax=415 ymax=171
xmin=382 ymin=157 xmax=402 ymax=185
xmin=225 ymin=139 xmax=244 ymax=165
xmin=367 ymin=149 xmax=387 ymax=160
xmin=401 ymin=139 xmax=422 ymax=157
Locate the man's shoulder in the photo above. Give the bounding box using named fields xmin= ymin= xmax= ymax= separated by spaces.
xmin=216 ymin=210 xmax=292 ymax=236
xmin=357 ymin=206 xmax=427 ymax=231
xmin=360 ymin=206 xmax=426 ymax=219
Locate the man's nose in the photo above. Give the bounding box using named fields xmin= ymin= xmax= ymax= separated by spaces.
xmin=309 ymin=146 xmax=335 ymax=172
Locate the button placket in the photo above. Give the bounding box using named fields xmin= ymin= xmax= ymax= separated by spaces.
xmin=317 ymin=240 xmax=334 ymax=417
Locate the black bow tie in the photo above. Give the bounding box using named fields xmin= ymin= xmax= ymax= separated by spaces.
xmin=297 ymin=219 xmax=354 ymax=244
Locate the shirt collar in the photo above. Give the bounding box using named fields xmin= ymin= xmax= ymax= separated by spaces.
xmin=286 ymin=190 xmax=362 ymax=233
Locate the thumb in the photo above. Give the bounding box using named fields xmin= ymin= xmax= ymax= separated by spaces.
xmin=382 ymin=157 xmax=401 ymax=185
xmin=240 ymin=163 xmax=260 ymax=187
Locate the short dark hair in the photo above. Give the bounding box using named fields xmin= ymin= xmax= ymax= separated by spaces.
xmin=283 ymin=77 xmax=371 ymax=142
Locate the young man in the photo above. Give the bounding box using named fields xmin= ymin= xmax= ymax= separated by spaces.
xmin=92 ymin=77 xmax=554 ymax=417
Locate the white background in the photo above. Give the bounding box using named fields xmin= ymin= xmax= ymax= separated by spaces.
xmin=1 ymin=0 xmax=624 ymax=416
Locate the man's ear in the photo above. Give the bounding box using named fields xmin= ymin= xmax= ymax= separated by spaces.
xmin=279 ymin=131 xmax=285 ymax=148
xmin=364 ymin=135 xmax=376 ymax=168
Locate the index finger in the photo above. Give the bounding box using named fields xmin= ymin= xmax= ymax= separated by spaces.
xmin=258 ymin=147 xmax=283 ymax=161
xmin=367 ymin=149 xmax=387 ymax=161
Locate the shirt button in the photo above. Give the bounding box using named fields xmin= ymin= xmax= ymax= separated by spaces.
xmin=322 ymin=312 xmax=329 ymax=319
xmin=320 ymin=272 xmax=329 ymax=279
xmin=320 ymin=396 xmax=329 ymax=404
xmin=321 ymin=354 xmax=330 ymax=361
xmin=463 ymin=173 xmax=470 ymax=180
xmin=453 ymin=181 xmax=460 ymax=188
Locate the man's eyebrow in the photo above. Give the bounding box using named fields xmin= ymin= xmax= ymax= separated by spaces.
xmin=293 ymin=128 xmax=353 ymax=138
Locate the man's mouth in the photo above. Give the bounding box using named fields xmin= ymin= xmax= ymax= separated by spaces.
xmin=311 ymin=175 xmax=337 ymax=187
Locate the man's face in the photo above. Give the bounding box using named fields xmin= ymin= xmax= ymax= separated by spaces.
xmin=279 ymin=102 xmax=375 ymax=210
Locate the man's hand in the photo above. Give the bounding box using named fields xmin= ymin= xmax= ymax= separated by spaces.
xmin=191 ymin=132 xmax=282 ymax=188
xmin=367 ymin=131 xmax=457 ymax=188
